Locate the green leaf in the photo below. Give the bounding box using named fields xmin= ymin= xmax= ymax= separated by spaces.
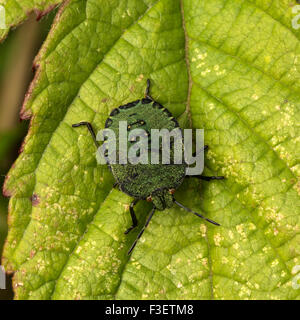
xmin=0 ymin=189 xmax=8 ymax=255
xmin=0 ymin=0 xmax=63 ymax=42
xmin=2 ymin=0 xmax=300 ymax=299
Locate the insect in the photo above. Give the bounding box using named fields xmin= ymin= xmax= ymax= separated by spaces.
xmin=72 ymin=80 xmax=224 ymax=254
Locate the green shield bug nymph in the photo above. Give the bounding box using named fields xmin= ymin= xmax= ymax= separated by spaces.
xmin=72 ymin=80 xmax=224 ymax=254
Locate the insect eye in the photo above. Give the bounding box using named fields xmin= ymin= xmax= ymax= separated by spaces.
xmin=146 ymin=196 xmax=152 ymax=202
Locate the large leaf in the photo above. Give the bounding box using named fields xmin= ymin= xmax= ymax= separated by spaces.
xmin=2 ymin=0 xmax=300 ymax=299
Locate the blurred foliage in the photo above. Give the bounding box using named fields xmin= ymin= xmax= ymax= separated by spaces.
xmin=0 ymin=30 xmax=16 ymax=76
xmin=0 ymin=124 xmax=27 ymax=254
xmin=0 ymin=9 xmax=56 ymax=300
xmin=0 ymin=124 xmax=26 ymax=301
xmin=0 ymin=25 xmax=20 ymax=258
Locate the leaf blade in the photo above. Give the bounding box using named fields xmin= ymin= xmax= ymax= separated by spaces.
xmin=2 ymin=0 xmax=300 ymax=300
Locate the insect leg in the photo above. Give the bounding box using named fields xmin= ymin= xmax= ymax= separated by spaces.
xmin=198 ymin=175 xmax=225 ymax=181
xmin=72 ymin=122 xmax=100 ymax=148
xmin=186 ymin=174 xmax=224 ymax=181
xmin=128 ymin=207 xmax=155 ymax=255
xmin=174 ymin=200 xmax=220 ymax=226
xmin=113 ymin=182 xmax=119 ymax=189
xmin=145 ymin=79 xmax=154 ymax=100
xmin=125 ymin=199 xmax=139 ymax=235
xmin=189 ymin=145 xmax=224 ymax=180
xmin=192 ymin=145 xmax=208 ymax=157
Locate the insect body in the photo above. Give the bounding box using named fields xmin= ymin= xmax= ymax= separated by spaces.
xmin=72 ymin=80 xmax=224 ymax=254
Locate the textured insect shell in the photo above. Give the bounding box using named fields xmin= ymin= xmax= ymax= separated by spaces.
xmin=105 ymin=98 xmax=187 ymax=200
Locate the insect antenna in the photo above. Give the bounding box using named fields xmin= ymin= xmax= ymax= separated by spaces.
xmin=145 ymin=79 xmax=154 ymax=100
xmin=128 ymin=206 xmax=156 ymax=255
xmin=174 ymin=200 xmax=220 ymax=226
xmin=72 ymin=122 xmax=100 ymax=148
